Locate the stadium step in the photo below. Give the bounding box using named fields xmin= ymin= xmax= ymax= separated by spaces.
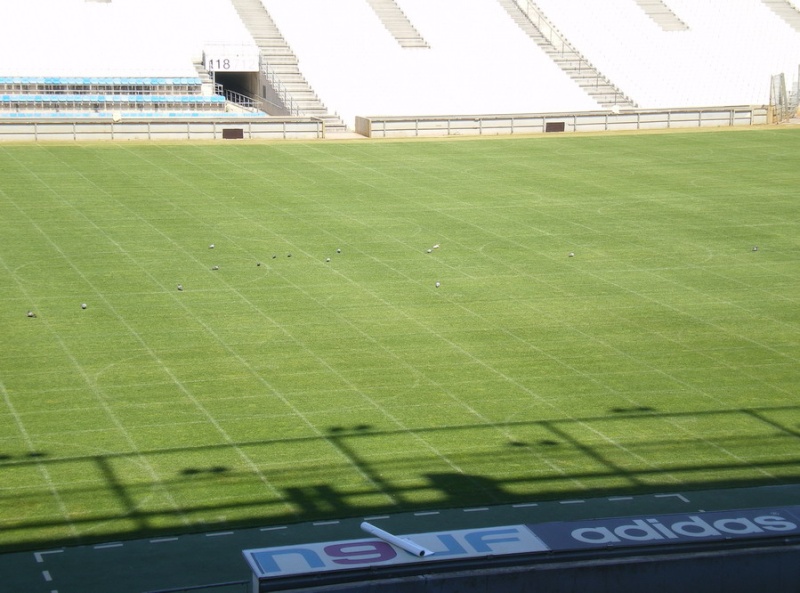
xmin=228 ymin=0 xmax=348 ymax=131
xmin=364 ymin=0 xmax=430 ymax=48
xmin=761 ymin=0 xmax=800 ymax=31
xmin=496 ymin=0 xmax=637 ymax=109
xmin=632 ymin=0 xmax=688 ymax=31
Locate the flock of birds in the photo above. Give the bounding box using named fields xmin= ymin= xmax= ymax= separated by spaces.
xmin=24 ymin=244 xmax=762 ymax=318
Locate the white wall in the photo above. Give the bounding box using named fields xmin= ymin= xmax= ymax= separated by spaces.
xmin=261 ymin=0 xmax=599 ymax=127
xmin=0 ymin=0 xmax=254 ymax=77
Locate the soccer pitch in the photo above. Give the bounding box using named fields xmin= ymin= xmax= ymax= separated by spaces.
xmin=1 ymin=130 xmax=798 ymax=552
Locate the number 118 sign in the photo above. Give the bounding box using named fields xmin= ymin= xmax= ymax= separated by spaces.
xmin=203 ymin=44 xmax=260 ymax=72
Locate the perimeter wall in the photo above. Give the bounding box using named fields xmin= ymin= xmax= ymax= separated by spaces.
xmin=0 ymin=106 xmax=773 ymax=141
xmin=355 ymin=106 xmax=771 ymax=138
xmin=0 ymin=117 xmax=324 ymax=142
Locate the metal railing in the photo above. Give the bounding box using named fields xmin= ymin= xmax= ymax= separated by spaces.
xmin=510 ymin=0 xmax=634 ymax=107
xmin=223 ymin=88 xmax=260 ymax=112
xmin=261 ymin=63 xmax=300 ymax=116
xmin=511 ymin=0 xmax=574 ymax=57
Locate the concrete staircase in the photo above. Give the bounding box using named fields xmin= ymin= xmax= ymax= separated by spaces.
xmin=497 ymin=0 xmax=636 ymax=109
xmin=193 ymin=60 xmax=217 ymax=97
xmin=227 ymin=0 xmax=347 ymax=131
xmin=762 ymin=0 xmax=800 ymax=31
xmin=365 ymin=0 xmax=429 ymax=48
xmin=633 ymin=0 xmax=688 ymax=31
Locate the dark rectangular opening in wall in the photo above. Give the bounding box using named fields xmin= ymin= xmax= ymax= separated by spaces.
xmin=545 ymin=121 xmax=565 ymax=133
xmin=222 ymin=128 xmax=244 ymax=139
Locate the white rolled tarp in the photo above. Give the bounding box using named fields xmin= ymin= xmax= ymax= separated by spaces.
xmin=360 ymin=522 xmax=434 ymax=557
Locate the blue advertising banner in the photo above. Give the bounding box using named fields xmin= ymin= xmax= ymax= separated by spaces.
xmin=244 ymin=506 xmax=800 ymax=582
xmin=527 ymin=506 xmax=800 ymax=551
xmin=244 ymin=524 xmax=549 ymax=579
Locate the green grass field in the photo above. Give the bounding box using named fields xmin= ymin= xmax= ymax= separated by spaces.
xmin=1 ymin=129 xmax=799 ymax=552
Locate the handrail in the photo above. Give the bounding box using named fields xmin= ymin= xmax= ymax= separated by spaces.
xmin=261 ymin=63 xmax=299 ymax=116
xmin=223 ymin=88 xmax=259 ymax=112
xmin=510 ymin=0 xmax=634 ymax=107
xmin=512 ymin=0 xmax=587 ymax=64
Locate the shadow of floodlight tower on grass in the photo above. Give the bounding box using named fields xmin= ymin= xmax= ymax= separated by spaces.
xmin=2 ymin=406 xmax=800 ymax=553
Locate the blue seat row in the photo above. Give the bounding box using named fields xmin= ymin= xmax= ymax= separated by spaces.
xmin=1 ymin=94 xmax=225 ymax=104
xmin=0 ymin=111 xmax=268 ymax=119
xmin=0 ymin=76 xmax=202 ymax=86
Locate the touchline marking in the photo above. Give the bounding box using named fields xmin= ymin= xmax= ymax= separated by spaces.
xmin=655 ymin=493 xmax=690 ymax=503
xmin=0 ymin=379 xmax=77 ymax=539
xmin=42 ymin=571 xmax=52 ymax=582
xmin=34 ymin=550 xmax=64 ymax=563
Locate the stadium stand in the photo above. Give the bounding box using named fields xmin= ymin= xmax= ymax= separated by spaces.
xmin=0 ymin=77 xmax=232 ymax=118
xmin=632 ymin=0 xmax=689 ymax=31
xmin=263 ymin=0 xmax=601 ymax=127
xmin=531 ymin=0 xmax=800 ymax=108
xmin=228 ymin=0 xmax=348 ymax=131
xmin=762 ymin=0 xmax=800 ymax=32
xmin=497 ymin=0 xmax=637 ymax=109
xmin=0 ymin=0 xmax=266 ymax=120
xmin=365 ymin=0 xmax=430 ymax=48
xmin=0 ymin=0 xmax=797 ymax=133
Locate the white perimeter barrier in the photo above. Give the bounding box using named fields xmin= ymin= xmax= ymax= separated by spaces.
xmin=0 ymin=117 xmax=325 ymax=142
xmin=356 ymin=106 xmax=771 ymax=138
xmin=0 ymin=106 xmax=773 ymax=141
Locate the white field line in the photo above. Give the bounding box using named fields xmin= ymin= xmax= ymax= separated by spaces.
xmin=294 ymin=144 xmax=794 ymax=480
xmin=0 ymin=379 xmax=78 ymax=538
xmin=31 ymin=147 xmax=395 ymax=509
xmin=186 ymin=143 xmax=653 ymax=487
xmin=197 ymin=146 xmax=583 ymax=470
xmin=0 ymin=158 xmax=288 ymax=525
xmin=632 ymin=265 xmax=798 ymax=390
xmin=347 ymin=149 xmax=795 ymax=458
xmin=0 ymin=191 xmax=191 ymax=530
xmin=8 ymin=158 xmax=295 ymax=516
xmin=456 ymin=255 xmax=786 ymax=479
xmin=85 ymin=147 xmax=468 ymax=498
xmin=179 ymin=145 xmax=584 ymax=489
xmin=223 ymin=146 xmax=648 ymax=485
xmin=390 ymin=142 xmax=799 ymax=350
xmin=656 ymin=416 xmax=778 ymax=480
xmin=483 ymin=260 xmax=792 ymax=481
xmin=513 ymin=267 xmax=787 ymax=479
xmin=33 ymin=549 xmax=64 ymax=563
